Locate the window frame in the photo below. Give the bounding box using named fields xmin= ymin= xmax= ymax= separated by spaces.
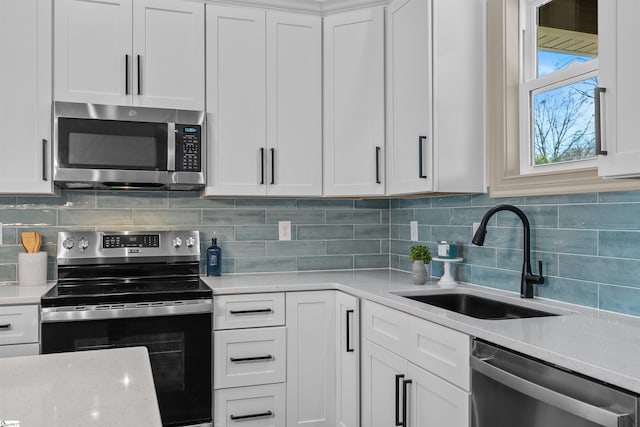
xmin=486 ymin=0 xmax=640 ymax=197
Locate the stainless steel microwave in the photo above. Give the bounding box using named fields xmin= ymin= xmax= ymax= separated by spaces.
xmin=53 ymin=102 xmax=205 ymax=190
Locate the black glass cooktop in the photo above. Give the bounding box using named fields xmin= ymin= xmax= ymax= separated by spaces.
xmin=42 ymin=261 xmax=212 ymax=307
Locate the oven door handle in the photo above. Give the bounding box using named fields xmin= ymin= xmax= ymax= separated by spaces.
xmin=470 ymin=356 xmax=633 ymax=427
xmin=41 ymin=299 xmax=213 ymax=322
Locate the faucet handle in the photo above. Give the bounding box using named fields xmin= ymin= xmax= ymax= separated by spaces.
xmin=536 ymin=260 xmax=545 ymax=284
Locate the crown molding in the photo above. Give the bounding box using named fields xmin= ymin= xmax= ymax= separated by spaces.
xmin=205 ymin=0 xmax=389 ymax=15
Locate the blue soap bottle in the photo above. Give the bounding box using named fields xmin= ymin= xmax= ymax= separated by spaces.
xmin=206 ymin=234 xmax=222 ymax=277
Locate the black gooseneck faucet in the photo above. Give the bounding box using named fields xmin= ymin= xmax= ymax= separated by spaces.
xmin=471 ymin=204 xmax=545 ymax=298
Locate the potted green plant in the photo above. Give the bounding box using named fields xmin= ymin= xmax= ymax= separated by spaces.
xmin=409 ymin=245 xmax=432 ymax=285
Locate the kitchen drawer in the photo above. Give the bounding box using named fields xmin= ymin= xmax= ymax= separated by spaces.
xmin=0 ymin=305 xmax=39 ymax=346
xmin=407 ymin=314 xmax=470 ymax=391
xmin=0 ymin=343 xmax=39 ymax=358
xmin=361 ymin=300 xmax=410 ymax=358
xmin=214 ymin=383 xmax=285 ymax=427
xmin=214 ymin=327 xmax=286 ymax=389
xmin=214 ymin=293 xmax=285 ymax=330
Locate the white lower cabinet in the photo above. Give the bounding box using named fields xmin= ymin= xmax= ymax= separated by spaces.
xmin=213 ymin=291 xmax=359 ymax=427
xmin=0 ymin=305 xmax=40 ymax=358
xmin=214 ymin=383 xmax=286 ymax=427
xmin=361 ymin=300 xmax=470 ymax=427
xmin=214 ymin=327 xmax=286 ymax=389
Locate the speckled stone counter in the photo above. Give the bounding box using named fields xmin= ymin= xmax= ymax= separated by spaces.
xmin=202 ymin=269 xmax=640 ymax=395
xmin=0 ymin=283 xmax=51 ymax=306
xmin=0 ymin=347 xmax=162 ymax=427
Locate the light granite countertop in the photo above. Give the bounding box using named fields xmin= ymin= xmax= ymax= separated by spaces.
xmin=0 ymin=283 xmax=52 ymax=306
xmin=201 ymin=269 xmax=640 ymax=395
xmin=0 ymin=346 xmax=162 ymax=427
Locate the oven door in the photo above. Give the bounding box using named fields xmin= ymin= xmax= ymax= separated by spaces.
xmin=41 ymin=310 xmax=212 ymax=427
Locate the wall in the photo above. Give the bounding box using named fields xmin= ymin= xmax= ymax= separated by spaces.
xmin=3 ymin=189 xmax=640 ymax=317
xmin=390 ymin=191 xmax=640 ymax=317
xmin=0 ymin=191 xmax=389 ymax=280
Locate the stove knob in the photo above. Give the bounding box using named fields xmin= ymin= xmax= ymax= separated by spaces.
xmin=62 ymin=238 xmax=74 ymax=250
xmin=172 ymin=237 xmax=183 ymax=248
xmin=185 ymin=237 xmax=196 ymax=248
xmin=78 ymin=238 xmax=89 ymax=251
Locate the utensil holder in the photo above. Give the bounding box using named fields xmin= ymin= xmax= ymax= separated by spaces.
xmin=18 ymin=252 xmax=47 ymax=286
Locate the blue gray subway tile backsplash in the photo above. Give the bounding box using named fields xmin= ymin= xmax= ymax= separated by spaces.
xmin=3 ymin=189 xmax=640 ymax=317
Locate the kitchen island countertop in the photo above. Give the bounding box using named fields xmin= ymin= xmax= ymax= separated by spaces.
xmin=202 ymin=269 xmax=640 ymax=395
xmin=0 ymin=346 xmax=162 ymax=427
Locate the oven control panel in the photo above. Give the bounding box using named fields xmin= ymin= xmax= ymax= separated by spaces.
xmin=57 ymin=231 xmax=200 ymax=262
xmin=103 ymin=234 xmax=160 ymax=249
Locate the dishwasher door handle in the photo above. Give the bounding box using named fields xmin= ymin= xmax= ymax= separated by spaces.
xmin=471 ymin=356 xmax=633 ymax=427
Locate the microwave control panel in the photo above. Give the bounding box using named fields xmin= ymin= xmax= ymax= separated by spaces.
xmin=175 ymin=124 xmax=201 ymax=172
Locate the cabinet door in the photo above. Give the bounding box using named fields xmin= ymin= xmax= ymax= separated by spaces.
xmin=361 ymin=340 xmax=407 ymax=427
xmin=205 ymin=5 xmax=267 ymax=196
xmin=265 ymin=12 xmax=322 ymax=197
xmin=133 ymin=0 xmax=204 ymax=110
xmin=598 ymin=0 xmax=640 ymax=177
xmin=323 ymin=7 xmax=385 ymax=196
xmin=385 ymin=0 xmax=433 ymax=195
xmin=407 ymin=362 xmax=470 ymax=427
xmin=286 ymin=291 xmax=336 ymax=427
xmin=431 ymin=0 xmax=485 ymax=193
xmin=0 ymin=0 xmax=53 ymax=194
xmin=335 ymin=292 xmax=359 ymax=427
xmin=54 ymin=0 xmax=132 ymax=105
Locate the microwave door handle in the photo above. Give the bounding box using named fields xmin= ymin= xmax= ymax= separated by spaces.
xmin=167 ymin=123 xmax=176 ymax=171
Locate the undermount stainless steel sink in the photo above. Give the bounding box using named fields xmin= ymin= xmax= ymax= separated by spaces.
xmin=398 ymin=292 xmax=560 ymax=320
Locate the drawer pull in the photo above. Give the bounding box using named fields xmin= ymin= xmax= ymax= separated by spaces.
xmin=230 ymin=355 xmax=274 ymax=363
xmin=230 ymin=410 xmax=273 ymax=421
xmin=0 ymin=323 xmax=11 ymax=329
xmin=229 ymin=308 xmax=273 ymax=315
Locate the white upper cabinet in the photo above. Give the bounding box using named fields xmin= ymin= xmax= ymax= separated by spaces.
xmin=132 ymin=0 xmax=205 ymax=109
xmin=54 ymin=0 xmax=204 ymax=110
xmin=205 ymin=5 xmax=266 ymax=196
xmin=323 ymin=7 xmax=385 ymax=197
xmin=597 ymin=0 xmax=640 ymax=178
xmin=205 ymin=6 xmax=322 ymax=197
xmin=266 ymin=12 xmax=322 ymax=196
xmin=385 ymin=0 xmax=486 ymax=195
xmin=0 ymin=0 xmax=54 ymax=194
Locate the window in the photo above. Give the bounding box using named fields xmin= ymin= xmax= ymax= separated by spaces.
xmin=519 ymin=0 xmax=598 ymax=175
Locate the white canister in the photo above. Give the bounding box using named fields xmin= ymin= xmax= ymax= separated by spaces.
xmin=18 ymin=252 xmax=47 ymax=286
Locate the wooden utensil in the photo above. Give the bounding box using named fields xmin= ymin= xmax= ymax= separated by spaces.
xmin=34 ymin=232 xmax=42 ymax=253
xmin=21 ymin=232 xmax=38 ymax=253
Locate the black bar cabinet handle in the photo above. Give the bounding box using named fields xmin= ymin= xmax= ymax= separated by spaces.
xmin=419 ymin=136 xmax=427 ymax=178
xmin=395 ymin=374 xmax=404 ymax=426
xmin=594 ymin=87 xmax=607 ymax=155
xmin=270 ymin=148 xmax=275 ymax=185
xmin=375 ymin=146 xmax=381 ymax=184
xmin=402 ymin=379 xmax=412 ymax=427
xmin=229 ymin=308 xmax=273 ymax=315
xmin=42 ymin=139 xmax=48 ymax=181
xmin=0 ymin=323 xmax=11 ymax=329
xmin=137 ymin=55 xmax=142 ymax=95
xmin=259 ymin=148 xmax=265 ymax=184
xmin=230 ymin=410 xmax=273 ymax=421
xmin=230 ymin=355 xmax=274 ymax=363
xmin=346 ymin=309 xmax=354 ymax=352
xmin=125 ymin=54 xmax=129 ymax=95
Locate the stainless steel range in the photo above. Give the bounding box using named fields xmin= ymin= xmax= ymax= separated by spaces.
xmin=41 ymin=231 xmax=212 ymax=427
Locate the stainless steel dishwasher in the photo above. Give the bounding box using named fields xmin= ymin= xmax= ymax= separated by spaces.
xmin=471 ymin=339 xmax=638 ymax=427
